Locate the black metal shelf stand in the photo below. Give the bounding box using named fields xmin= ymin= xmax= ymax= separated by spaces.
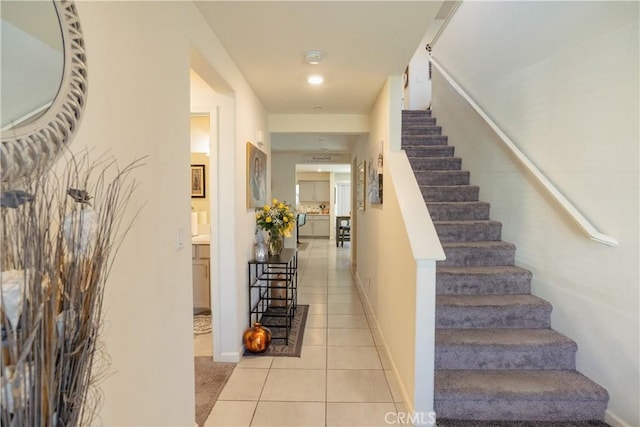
xmin=248 ymin=248 xmax=298 ymax=344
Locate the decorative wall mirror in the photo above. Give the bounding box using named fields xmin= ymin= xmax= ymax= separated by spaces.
xmin=0 ymin=0 xmax=88 ymax=184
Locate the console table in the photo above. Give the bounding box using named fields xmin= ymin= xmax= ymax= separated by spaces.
xmin=247 ymin=249 xmax=298 ymax=344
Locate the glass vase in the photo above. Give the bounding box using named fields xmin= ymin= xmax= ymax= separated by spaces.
xmin=268 ymin=232 xmax=284 ymax=256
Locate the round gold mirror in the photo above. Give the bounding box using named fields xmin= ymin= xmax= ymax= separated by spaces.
xmin=0 ymin=0 xmax=87 ymax=184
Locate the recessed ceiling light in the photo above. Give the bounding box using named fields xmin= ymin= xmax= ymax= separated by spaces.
xmin=317 ymin=168 xmax=323 ymax=172
xmin=304 ymin=50 xmax=323 ymax=65
xmin=308 ymin=75 xmax=324 ymax=85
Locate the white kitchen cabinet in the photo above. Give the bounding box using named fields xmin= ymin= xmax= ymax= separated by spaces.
xmin=192 ymin=244 xmax=210 ymax=312
xmin=298 ymin=181 xmax=330 ymax=202
xmin=313 ymin=217 xmax=330 ymax=236
xmin=299 ymin=215 xmax=330 ymax=237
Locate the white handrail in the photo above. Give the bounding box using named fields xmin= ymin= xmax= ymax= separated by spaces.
xmin=430 ymin=57 xmax=618 ymax=247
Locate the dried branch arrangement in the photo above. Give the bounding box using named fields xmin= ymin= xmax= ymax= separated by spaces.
xmin=0 ymin=152 xmax=143 ymax=426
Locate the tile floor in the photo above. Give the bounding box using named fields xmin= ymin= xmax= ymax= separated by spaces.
xmin=199 ymin=238 xmax=410 ymax=427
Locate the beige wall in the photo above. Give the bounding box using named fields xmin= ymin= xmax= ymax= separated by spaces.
xmin=74 ymin=2 xmax=268 ymax=425
xmin=433 ymin=2 xmax=639 ymax=425
xmin=354 ymin=78 xmax=419 ymax=410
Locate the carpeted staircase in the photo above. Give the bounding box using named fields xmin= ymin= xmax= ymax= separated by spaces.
xmin=402 ymin=110 xmax=609 ymax=422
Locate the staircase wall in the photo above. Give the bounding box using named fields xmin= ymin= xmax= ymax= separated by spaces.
xmin=431 ymin=2 xmax=639 ymax=425
xmin=353 ymin=77 xmax=443 ymax=422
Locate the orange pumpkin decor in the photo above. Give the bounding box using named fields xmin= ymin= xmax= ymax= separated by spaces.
xmin=243 ymin=322 xmax=272 ymax=353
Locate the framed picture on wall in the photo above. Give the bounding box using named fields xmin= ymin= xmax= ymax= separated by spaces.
xmin=357 ymin=160 xmax=366 ymax=211
xmin=247 ymin=142 xmax=267 ymax=208
xmin=191 ymin=164 xmax=206 ymax=198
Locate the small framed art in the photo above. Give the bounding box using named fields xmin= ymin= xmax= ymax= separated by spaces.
xmin=191 ymin=164 xmax=206 ymax=198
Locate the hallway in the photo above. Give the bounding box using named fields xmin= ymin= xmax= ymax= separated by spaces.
xmin=203 ymin=239 xmax=408 ymax=426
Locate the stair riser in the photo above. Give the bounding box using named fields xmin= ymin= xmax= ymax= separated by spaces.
xmin=436 ymin=346 xmax=577 ymax=370
xmin=436 ymin=272 xmax=532 ymax=295
xmin=402 ymin=135 xmax=447 ymax=146
xmin=404 ymin=146 xmax=454 ymax=157
xmin=439 ymin=246 xmax=515 ymax=267
xmin=428 ymin=203 xmax=490 ymax=221
xmin=409 ymin=157 xmax=462 ymax=171
xmin=402 ymin=110 xmax=432 ymax=118
xmin=402 ymin=126 xmax=442 ymax=138
xmin=434 ymin=221 xmax=501 ymax=241
xmin=415 ymin=171 xmax=470 ymax=186
xmin=422 ymin=186 xmax=479 ymax=203
xmin=436 ymin=305 xmax=551 ymax=329
xmin=402 ymin=117 xmax=436 ymax=130
xmin=434 ymin=399 xmax=607 ymax=422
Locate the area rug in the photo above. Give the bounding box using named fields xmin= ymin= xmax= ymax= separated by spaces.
xmin=297 ymin=241 xmax=309 ymax=251
xmin=244 ymin=304 xmax=308 ymax=357
xmin=194 ymin=357 xmax=235 ymax=427
xmin=193 ymin=314 xmax=212 ymax=335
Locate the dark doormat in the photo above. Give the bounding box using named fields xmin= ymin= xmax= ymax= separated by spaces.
xmin=244 ymin=304 xmax=308 ymax=357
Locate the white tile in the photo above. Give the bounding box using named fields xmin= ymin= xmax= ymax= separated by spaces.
xmin=328 ymin=293 xmax=360 ymax=304
xmin=328 ymin=302 xmax=364 ymax=315
xmin=327 ymin=346 xmax=382 ymax=370
xmin=204 ymin=400 xmax=256 ymax=426
xmin=298 ymin=293 xmax=328 ymax=304
xmin=237 ymin=355 xmax=273 ymax=369
xmin=327 ymin=370 xmax=393 ymax=402
xmin=370 ymin=327 xmax=386 ymax=347
xmin=260 ymin=369 xmax=326 ymax=401
xmin=384 ymin=370 xmax=404 ymax=402
xmin=326 ymin=402 xmax=397 ymax=426
xmin=328 ymin=328 xmax=374 ymax=346
xmin=251 ymin=402 xmax=325 ymax=427
xmin=218 ymin=368 xmax=268 ymax=401
xmin=307 ymin=303 xmax=327 ymax=315
xmin=297 ymin=286 xmax=328 ymax=295
xmin=271 ymin=346 xmax=326 ymax=370
xmin=377 ymin=347 xmax=393 ymax=370
xmin=305 ymin=314 xmax=328 ymax=328
xmin=327 ymin=314 xmax=369 ymax=329
xmin=302 ymin=328 xmax=327 ymax=346
xmin=327 ymin=286 xmax=358 ymax=295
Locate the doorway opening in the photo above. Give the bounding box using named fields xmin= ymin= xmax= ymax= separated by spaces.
xmin=295 ymin=163 xmax=351 ymax=248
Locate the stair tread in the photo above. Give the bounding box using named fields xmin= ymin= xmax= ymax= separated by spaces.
xmin=441 ymin=241 xmax=516 ymax=249
xmin=436 ymin=328 xmax=576 ymax=347
xmin=437 ymin=294 xmax=551 ymax=308
xmin=435 ymin=370 xmax=609 ymax=400
xmin=403 ymin=144 xmax=452 ymax=149
xmin=437 ymin=265 xmax=532 ymax=276
xmin=434 ymin=220 xmax=501 ymax=225
xmin=422 ymin=185 xmax=479 ymax=189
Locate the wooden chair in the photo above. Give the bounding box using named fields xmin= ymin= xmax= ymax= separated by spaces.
xmin=337 ymin=218 xmax=350 ymax=247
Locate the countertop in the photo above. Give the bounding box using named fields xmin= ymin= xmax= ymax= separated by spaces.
xmin=192 ymin=234 xmax=210 ymax=244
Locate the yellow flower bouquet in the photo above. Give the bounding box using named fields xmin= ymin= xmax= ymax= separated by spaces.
xmin=255 ymin=198 xmax=296 ymax=255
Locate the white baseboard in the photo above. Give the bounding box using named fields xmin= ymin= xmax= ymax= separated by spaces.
xmin=217 ymin=351 xmax=241 ymax=363
xmin=354 ymin=272 xmax=415 ymax=415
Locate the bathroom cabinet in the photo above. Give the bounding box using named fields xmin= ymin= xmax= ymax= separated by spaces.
xmin=192 ymin=244 xmax=210 ymax=313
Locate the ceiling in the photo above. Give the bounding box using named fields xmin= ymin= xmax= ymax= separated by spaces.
xmin=194 ymin=1 xmax=444 ymax=153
